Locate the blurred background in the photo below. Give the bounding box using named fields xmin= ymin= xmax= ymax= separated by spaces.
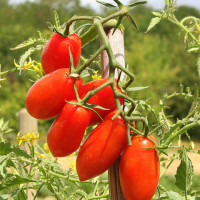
xmin=0 ymin=0 xmax=200 ymax=140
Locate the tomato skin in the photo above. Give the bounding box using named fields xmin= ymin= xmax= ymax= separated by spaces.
xmin=76 ymin=111 xmax=127 ymax=181
xmin=119 ymin=135 xmax=160 ymax=200
xmin=41 ymin=33 xmax=81 ymax=74
xmin=79 ymin=78 xmax=123 ymax=126
xmin=25 ymin=68 xmax=83 ymax=119
xmin=47 ymin=101 xmax=91 ymax=157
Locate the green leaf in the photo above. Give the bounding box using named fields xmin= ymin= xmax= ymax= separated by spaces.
xmin=146 ymin=17 xmax=161 ymax=33
xmin=81 ymin=26 xmax=98 ymax=47
xmin=113 ymin=0 xmax=123 ymax=6
xmin=80 ymin=70 xmax=90 ymax=78
xmin=15 ymin=189 xmax=27 ymax=200
xmin=197 ymin=56 xmax=200 ymax=79
xmin=0 ymin=142 xmax=31 ymax=158
xmin=152 ymin=11 xmax=162 ymax=17
xmin=164 ymin=191 xmax=184 ymax=200
xmin=10 ymin=38 xmax=37 ymax=50
xmin=0 ymin=175 xmax=36 ymax=191
xmin=175 ymin=148 xmax=193 ymax=193
xmin=53 ymin=9 xmax=60 ymax=30
xmin=19 ymin=45 xmax=44 ymax=74
xmin=0 ymin=118 xmax=4 ymax=129
xmin=75 ymin=23 xmax=92 ymax=35
xmin=126 ymin=13 xmax=138 ymax=31
xmin=128 ymin=1 xmax=147 ymax=8
xmin=112 ymin=15 xmax=124 ymax=35
xmin=0 ymin=194 xmax=10 ymax=200
xmin=96 ymin=0 xmax=116 ymax=7
xmin=188 ymin=47 xmax=200 ymax=53
xmin=0 ymin=155 xmax=8 ymax=178
xmin=126 ymin=86 xmax=149 ymax=91
xmin=86 ymin=103 xmax=110 ymax=111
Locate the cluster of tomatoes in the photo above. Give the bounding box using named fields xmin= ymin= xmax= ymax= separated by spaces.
xmin=25 ymin=32 xmax=160 ymax=200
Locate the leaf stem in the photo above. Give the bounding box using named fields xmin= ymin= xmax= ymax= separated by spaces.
xmin=163 ymin=121 xmax=200 ymax=146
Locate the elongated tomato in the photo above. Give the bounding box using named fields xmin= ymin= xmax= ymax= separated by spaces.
xmin=25 ymin=68 xmax=82 ymax=119
xmin=47 ymin=101 xmax=91 ymax=157
xmin=76 ymin=111 xmax=127 ymax=181
xmin=41 ymin=33 xmax=81 ymax=74
xmin=119 ymin=135 xmax=160 ymax=200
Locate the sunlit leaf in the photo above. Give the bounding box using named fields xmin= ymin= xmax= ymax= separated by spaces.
xmin=126 ymin=86 xmax=149 ymax=91
xmin=146 ymin=17 xmax=161 ymax=33
xmin=175 ymin=148 xmax=193 ymax=193
xmin=96 ymin=0 xmax=116 ymax=7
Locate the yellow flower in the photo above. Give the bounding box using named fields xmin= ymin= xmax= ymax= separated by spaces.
xmin=44 ymin=143 xmax=50 ymax=154
xmin=17 ymin=132 xmax=30 ymax=146
xmin=29 ymin=131 xmax=39 ymax=146
xmin=195 ymin=24 xmax=200 ymax=34
xmin=14 ymin=58 xmax=44 ymax=77
xmin=17 ymin=131 xmax=39 ymax=146
xmin=23 ymin=58 xmax=32 ymax=71
xmin=37 ymin=153 xmax=45 ymax=158
xmin=92 ymin=70 xmax=101 ymax=80
xmin=69 ymin=160 xmax=76 ymax=172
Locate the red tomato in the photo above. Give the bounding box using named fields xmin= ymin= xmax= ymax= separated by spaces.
xmin=76 ymin=111 xmax=127 ymax=181
xmin=119 ymin=135 xmax=160 ymax=200
xmin=47 ymin=101 xmax=91 ymax=157
xmin=79 ymin=78 xmax=123 ymax=126
xmin=41 ymin=33 xmax=81 ymax=74
xmin=25 ymin=68 xmax=82 ymax=119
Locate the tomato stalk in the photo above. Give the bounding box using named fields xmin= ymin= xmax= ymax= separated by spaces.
xmin=76 ymin=45 xmax=106 ymax=74
xmin=63 ymin=2 xmax=150 ymax=141
xmin=64 ymin=16 xmax=94 ymax=36
xmin=162 ymin=121 xmax=200 ymax=147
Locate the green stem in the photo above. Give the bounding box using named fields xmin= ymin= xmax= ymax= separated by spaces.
xmin=116 ymin=63 xmax=135 ymax=82
xmin=81 ymin=79 xmax=112 ymax=104
xmin=64 ymin=16 xmax=94 ymax=36
xmin=160 ymin=158 xmax=175 ymax=177
xmin=168 ymin=15 xmax=198 ymax=42
xmin=33 ymin=183 xmax=44 ymax=200
xmin=126 ymin=122 xmax=132 ymax=146
xmin=180 ymin=16 xmax=199 ymax=26
xmin=74 ymin=80 xmax=81 ymax=101
xmin=76 ymin=45 xmax=106 ymax=74
xmin=117 ymin=92 xmax=136 ymax=110
xmin=0 ymin=67 xmax=16 ymax=76
xmin=101 ymin=6 xmax=129 ymax=24
xmin=163 ymin=121 xmax=200 ymax=146
xmin=47 ymin=169 xmax=108 ymax=184
xmin=88 ymin=194 xmax=109 ymax=200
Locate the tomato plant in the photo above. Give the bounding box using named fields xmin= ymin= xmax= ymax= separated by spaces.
xmin=79 ymin=78 xmax=123 ymax=126
xmin=41 ymin=33 xmax=81 ymax=74
xmin=47 ymin=101 xmax=91 ymax=157
xmin=76 ymin=111 xmax=127 ymax=181
xmin=1 ymin=0 xmax=199 ymax=199
xmin=25 ymin=68 xmax=83 ymax=119
xmin=119 ymin=135 xmax=160 ymax=200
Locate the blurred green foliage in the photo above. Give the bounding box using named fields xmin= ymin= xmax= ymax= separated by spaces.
xmin=0 ymin=0 xmax=199 ymax=139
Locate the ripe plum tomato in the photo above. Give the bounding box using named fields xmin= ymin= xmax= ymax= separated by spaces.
xmin=47 ymin=101 xmax=91 ymax=157
xmin=119 ymin=135 xmax=160 ymax=200
xmin=79 ymin=78 xmax=123 ymax=126
xmin=41 ymin=33 xmax=81 ymax=74
xmin=76 ymin=111 xmax=127 ymax=181
xmin=25 ymin=68 xmax=83 ymax=119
